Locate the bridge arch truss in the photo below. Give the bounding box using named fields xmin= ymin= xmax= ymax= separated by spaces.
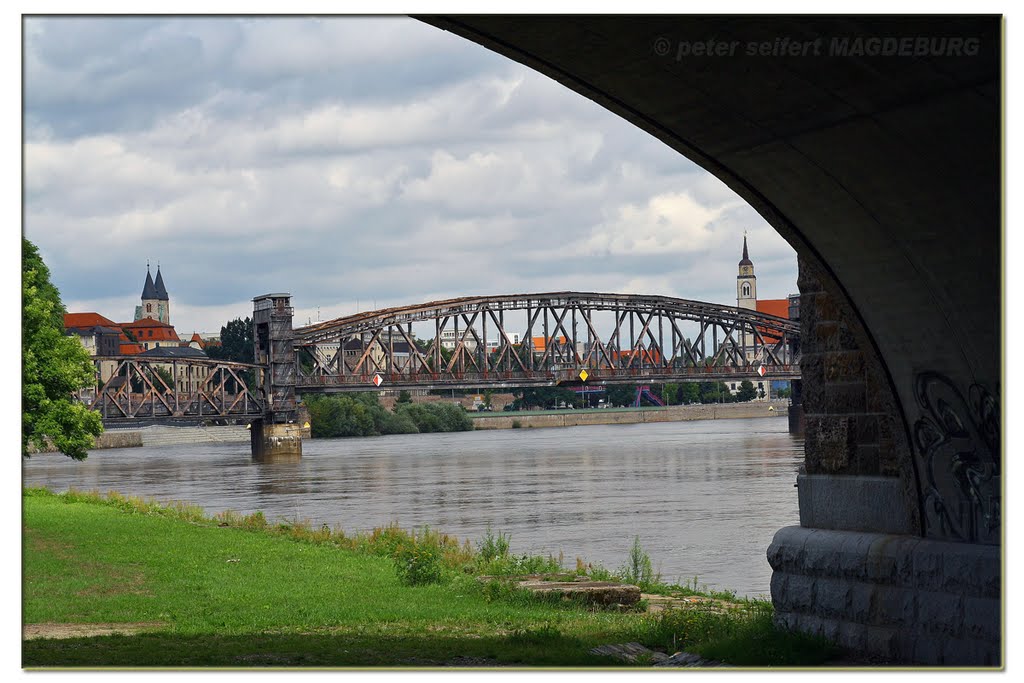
xmin=294 ymin=292 xmax=800 ymax=392
xmin=89 ymin=356 xmax=266 ymax=423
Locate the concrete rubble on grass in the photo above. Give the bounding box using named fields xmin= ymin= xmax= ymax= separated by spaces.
xmin=588 ymin=642 xmax=729 ymax=667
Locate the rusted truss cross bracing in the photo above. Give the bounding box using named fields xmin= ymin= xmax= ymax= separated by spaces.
xmin=293 ymin=292 xmax=800 ymax=392
xmin=90 ymin=356 xmax=266 ymax=422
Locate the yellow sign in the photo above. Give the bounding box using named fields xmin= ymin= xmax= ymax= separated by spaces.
xmin=578 ymin=369 xmax=589 ymax=382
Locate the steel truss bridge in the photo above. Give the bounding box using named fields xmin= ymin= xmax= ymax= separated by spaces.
xmin=83 ymin=292 xmax=800 ymax=422
xmin=294 ymin=292 xmax=800 ymax=392
xmin=88 ymin=355 xmax=265 ymax=423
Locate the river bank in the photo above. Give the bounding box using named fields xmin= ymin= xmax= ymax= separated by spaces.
xmin=22 ymin=487 xmax=838 ymax=668
xmin=471 ymin=401 xmax=789 ymax=430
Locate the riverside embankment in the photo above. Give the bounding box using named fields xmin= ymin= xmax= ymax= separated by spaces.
xmin=30 ymin=401 xmax=789 ymax=452
xmin=470 ymin=402 xmax=789 ymax=430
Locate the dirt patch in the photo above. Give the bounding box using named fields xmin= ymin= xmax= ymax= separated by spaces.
xmin=23 ymin=622 xmax=166 ymax=640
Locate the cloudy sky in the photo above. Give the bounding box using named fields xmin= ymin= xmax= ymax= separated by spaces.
xmin=24 ymin=16 xmax=798 ymax=336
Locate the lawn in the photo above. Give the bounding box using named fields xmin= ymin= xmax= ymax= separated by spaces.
xmin=22 ymin=487 xmax=837 ymax=668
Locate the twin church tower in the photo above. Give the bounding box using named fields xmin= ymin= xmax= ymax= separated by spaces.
xmin=134 ymin=263 xmax=170 ymax=325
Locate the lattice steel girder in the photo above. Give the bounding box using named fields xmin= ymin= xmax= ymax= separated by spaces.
xmin=293 ymin=292 xmax=798 ymax=386
xmin=291 ymin=298 xmax=798 ymax=401
xmin=91 ymin=356 xmax=266 ymax=418
xmin=295 ymin=292 xmax=798 ymax=346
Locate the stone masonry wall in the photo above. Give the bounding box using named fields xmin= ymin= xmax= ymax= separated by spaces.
xmin=797 ymin=256 xmax=916 ymax=526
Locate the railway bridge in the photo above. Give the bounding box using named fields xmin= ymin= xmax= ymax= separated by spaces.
xmin=88 ymin=290 xmax=801 ymax=456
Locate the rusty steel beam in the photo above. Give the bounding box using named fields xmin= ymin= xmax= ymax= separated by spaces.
xmin=291 ymin=292 xmax=799 ymax=392
xmin=92 ymin=356 xmax=265 ymax=421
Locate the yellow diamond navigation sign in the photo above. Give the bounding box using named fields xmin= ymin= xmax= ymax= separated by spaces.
xmin=578 ymin=369 xmax=589 ymax=382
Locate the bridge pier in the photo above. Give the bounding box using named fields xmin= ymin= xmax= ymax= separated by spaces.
xmin=252 ymin=293 xmax=302 ymax=460
xmin=787 ymin=380 xmax=804 ymax=435
xmin=250 ymin=418 xmax=303 ymax=462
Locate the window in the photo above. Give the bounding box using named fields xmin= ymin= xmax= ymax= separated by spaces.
xmin=146 ymin=303 xmax=152 ymax=312
xmin=742 ymin=283 xmax=751 ymax=297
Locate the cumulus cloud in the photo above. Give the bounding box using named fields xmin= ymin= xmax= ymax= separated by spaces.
xmin=23 ymin=16 xmax=797 ymax=336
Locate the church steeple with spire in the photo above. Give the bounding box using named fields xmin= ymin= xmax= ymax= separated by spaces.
xmin=134 ymin=262 xmax=171 ymax=325
xmin=737 ymin=234 xmax=757 ymax=310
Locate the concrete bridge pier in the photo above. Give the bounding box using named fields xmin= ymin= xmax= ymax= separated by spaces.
xmin=252 ymin=293 xmax=302 ymax=461
xmin=250 ymin=418 xmax=303 ymax=462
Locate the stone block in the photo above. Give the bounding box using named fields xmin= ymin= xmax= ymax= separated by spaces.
xmin=861 ymin=625 xmax=902 ymax=660
xmin=798 ymin=475 xmax=913 ymax=535
xmin=854 ymin=444 xmax=881 ymax=475
xmin=781 ymin=573 xmax=816 ymax=612
xmin=913 ymin=546 xmax=945 ymax=592
xmin=850 ymin=583 xmax=875 ymax=622
xmin=767 ymin=525 xmax=811 ymax=571
xmin=836 ymin=620 xmax=867 ymax=653
xmin=934 ymin=540 xmax=1001 ymax=598
xmin=871 ymin=585 xmax=915 ymax=627
xmin=917 ymin=589 xmax=964 ymax=637
xmin=814 ymin=291 xmax=842 ymax=322
xmin=962 ymin=596 xmax=1000 ymax=642
xmin=941 ymin=636 xmax=1000 ymax=667
xmin=813 ymin=577 xmax=852 ymax=618
xmin=865 ymin=535 xmax=918 ymax=586
xmin=825 ymin=350 xmax=865 ymax=382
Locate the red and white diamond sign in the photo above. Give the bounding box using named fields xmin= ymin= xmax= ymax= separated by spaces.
xmin=757 ymin=365 xmax=767 ymax=377
xmin=373 ymin=373 xmax=384 ymax=387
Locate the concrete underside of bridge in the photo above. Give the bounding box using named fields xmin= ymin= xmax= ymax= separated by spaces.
xmin=420 ymin=16 xmax=1002 ymax=665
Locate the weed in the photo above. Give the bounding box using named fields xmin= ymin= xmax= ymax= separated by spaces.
xmin=619 ymin=536 xmax=661 ymax=590
xmin=394 ymin=534 xmax=444 ymax=586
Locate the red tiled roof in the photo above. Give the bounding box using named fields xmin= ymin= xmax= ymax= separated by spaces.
xmin=756 ymin=299 xmax=789 ymax=343
xmin=119 ymin=318 xmax=181 ymax=342
xmin=119 ymin=342 xmax=145 ymax=355
xmin=64 ymin=312 xmax=119 ymax=330
xmin=755 ymin=299 xmax=789 ymax=319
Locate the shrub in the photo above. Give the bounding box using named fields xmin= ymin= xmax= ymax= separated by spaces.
xmin=393 ymin=530 xmax=444 ymax=586
xmin=511 ymin=419 xmax=522 ymax=429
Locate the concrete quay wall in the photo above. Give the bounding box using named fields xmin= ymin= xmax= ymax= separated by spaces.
xmin=471 ymin=402 xmax=790 ymax=430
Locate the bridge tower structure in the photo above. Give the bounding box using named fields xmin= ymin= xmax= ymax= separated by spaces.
xmin=251 ymin=293 xmax=302 ymax=460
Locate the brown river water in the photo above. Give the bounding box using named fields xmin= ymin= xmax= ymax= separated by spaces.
xmin=23 ymin=417 xmax=803 ymax=597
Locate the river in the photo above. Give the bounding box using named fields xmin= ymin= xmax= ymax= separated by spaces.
xmin=22 ymin=417 xmax=803 ymax=597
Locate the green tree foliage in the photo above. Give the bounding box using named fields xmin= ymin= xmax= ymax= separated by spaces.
xmin=303 ymin=393 xmax=471 ymax=438
xmin=605 ymin=384 xmax=637 ymax=407
xmin=679 ymin=383 xmax=702 ymax=404
xmin=395 ymin=390 xmax=413 ymax=408
xmin=22 ymin=238 xmax=103 ymax=460
xmin=736 ymin=379 xmax=758 ymax=402
xmin=516 ymin=386 xmax=576 ymax=409
xmin=206 ymin=317 xmax=255 ymax=391
xmin=698 ymin=381 xmax=738 ymax=403
xmin=206 ymin=317 xmax=254 ymax=364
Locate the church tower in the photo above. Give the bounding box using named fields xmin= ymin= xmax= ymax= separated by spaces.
xmin=736 ymin=235 xmax=757 ymax=310
xmin=134 ymin=263 xmax=171 ymax=325
xmin=736 ymin=235 xmax=757 ymax=359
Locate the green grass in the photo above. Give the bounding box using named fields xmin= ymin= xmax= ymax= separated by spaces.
xmin=22 ymin=487 xmax=838 ymax=668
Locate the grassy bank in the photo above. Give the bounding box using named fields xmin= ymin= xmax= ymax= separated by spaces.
xmin=23 ymin=488 xmax=836 ymax=668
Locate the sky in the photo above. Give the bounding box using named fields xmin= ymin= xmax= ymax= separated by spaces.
xmin=23 ymin=15 xmax=798 ymax=336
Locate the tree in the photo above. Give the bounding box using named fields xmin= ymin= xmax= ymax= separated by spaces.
xmin=395 ymin=390 xmax=413 ymax=409
xmin=206 ymin=317 xmax=255 ymax=391
xmin=22 ymin=238 xmax=103 ymax=460
xmin=679 ymin=383 xmax=701 ymax=404
xmin=605 ymin=384 xmax=637 ymax=407
xmin=736 ymin=379 xmax=758 ymax=402
xmin=206 ymin=317 xmax=254 ymax=364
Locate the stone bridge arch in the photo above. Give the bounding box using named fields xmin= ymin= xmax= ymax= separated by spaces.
xmin=418 ymin=15 xmax=1001 ymax=665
